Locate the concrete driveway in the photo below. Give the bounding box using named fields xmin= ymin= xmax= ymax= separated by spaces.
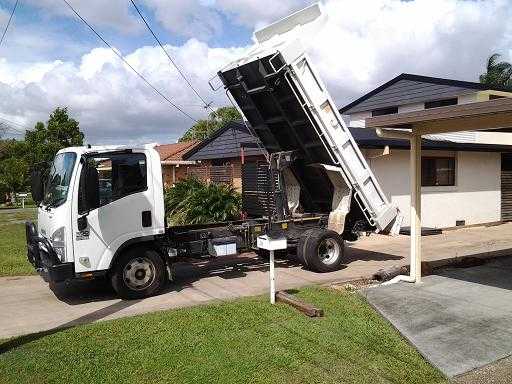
xmin=3 ymin=222 xmax=512 ymax=339
xmin=364 ymin=256 xmax=512 ymax=378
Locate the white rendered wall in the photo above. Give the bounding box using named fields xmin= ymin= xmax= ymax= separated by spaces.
xmin=398 ymin=102 xmax=424 ymax=113
xmin=345 ymin=111 xmax=371 ymax=127
xmin=475 ymin=131 xmax=512 ymax=145
xmin=364 ymin=149 xmax=501 ymax=228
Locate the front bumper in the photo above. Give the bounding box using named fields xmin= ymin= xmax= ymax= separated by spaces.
xmin=25 ymin=221 xmax=74 ymax=283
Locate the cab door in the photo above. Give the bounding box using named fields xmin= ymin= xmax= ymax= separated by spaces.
xmin=72 ymin=151 xmax=155 ymax=273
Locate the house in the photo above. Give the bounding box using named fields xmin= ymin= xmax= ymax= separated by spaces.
xmin=155 ymin=141 xmax=199 ymax=187
xmin=341 ymin=73 xmax=512 ymax=145
xmin=340 ymin=73 xmax=512 ymax=228
xmin=176 ymin=74 xmax=512 ymax=229
xmin=182 ymin=120 xmax=267 ymax=191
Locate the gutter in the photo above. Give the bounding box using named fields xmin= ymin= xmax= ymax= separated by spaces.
xmin=375 ymin=127 xmax=413 ymax=140
xmin=161 ymin=160 xmax=197 ymax=165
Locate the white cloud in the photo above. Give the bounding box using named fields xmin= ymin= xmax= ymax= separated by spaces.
xmin=143 ymin=0 xmax=311 ymax=40
xmin=1 ymin=0 xmax=512 ymax=144
xmin=143 ymin=0 xmax=224 ymax=40
xmin=215 ymin=0 xmax=311 ymax=29
xmin=0 ymin=40 xmax=247 ymax=143
xmin=309 ymin=0 xmax=512 ymax=103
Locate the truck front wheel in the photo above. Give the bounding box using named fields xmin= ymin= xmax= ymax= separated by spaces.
xmin=111 ymin=247 xmax=166 ymax=299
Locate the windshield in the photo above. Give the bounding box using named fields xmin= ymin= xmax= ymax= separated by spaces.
xmin=43 ymin=152 xmax=77 ymax=208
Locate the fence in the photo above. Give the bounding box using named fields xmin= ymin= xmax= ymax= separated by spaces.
xmin=187 ymin=164 xmax=234 ymax=185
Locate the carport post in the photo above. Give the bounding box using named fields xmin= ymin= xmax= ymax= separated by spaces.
xmin=410 ymin=134 xmax=422 ymax=283
xmin=375 ymin=127 xmax=422 ymax=284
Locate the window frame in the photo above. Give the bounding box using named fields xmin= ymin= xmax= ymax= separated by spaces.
xmin=424 ymin=98 xmax=458 ymax=109
xmin=371 ymin=106 xmax=398 ymax=117
xmin=421 ymin=156 xmax=456 ymax=187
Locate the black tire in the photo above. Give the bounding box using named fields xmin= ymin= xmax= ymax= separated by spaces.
xmin=296 ymin=228 xmax=318 ymax=267
xmin=302 ymin=229 xmax=344 ymax=273
xmin=111 ymin=247 xmax=166 ymax=300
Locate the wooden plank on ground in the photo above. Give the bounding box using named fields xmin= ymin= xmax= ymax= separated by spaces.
xmin=276 ymin=291 xmax=324 ymax=317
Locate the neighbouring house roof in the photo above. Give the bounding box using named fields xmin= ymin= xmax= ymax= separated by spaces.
xmin=183 ymin=120 xmax=265 ymax=161
xmin=155 ymin=140 xmax=199 ymax=162
xmin=350 ymin=126 xmax=512 ymax=153
xmin=339 ymin=73 xmax=511 ymax=115
xmin=182 ymin=118 xmax=510 ymax=162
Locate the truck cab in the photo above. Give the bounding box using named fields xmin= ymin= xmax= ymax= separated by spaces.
xmin=27 ymin=145 xmax=168 ymax=298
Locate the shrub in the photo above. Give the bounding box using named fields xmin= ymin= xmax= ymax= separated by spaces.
xmin=164 ymin=178 xmax=241 ymax=226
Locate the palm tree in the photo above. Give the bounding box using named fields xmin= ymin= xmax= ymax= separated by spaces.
xmin=479 ymin=53 xmax=512 ymax=90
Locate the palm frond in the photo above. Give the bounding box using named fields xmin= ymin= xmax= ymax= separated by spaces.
xmin=164 ymin=178 xmax=241 ymax=225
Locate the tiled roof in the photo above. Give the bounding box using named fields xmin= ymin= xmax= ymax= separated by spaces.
xmin=155 ymin=140 xmax=199 ymax=161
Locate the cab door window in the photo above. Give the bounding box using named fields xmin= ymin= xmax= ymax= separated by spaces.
xmin=79 ymin=153 xmax=147 ymax=211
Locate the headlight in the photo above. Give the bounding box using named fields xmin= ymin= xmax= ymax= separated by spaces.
xmin=51 ymin=227 xmax=66 ymax=261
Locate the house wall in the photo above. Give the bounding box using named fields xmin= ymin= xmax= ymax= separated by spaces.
xmin=161 ymin=164 xmax=197 ymax=187
xmin=363 ymin=148 xmax=501 ymax=228
xmin=161 ymin=156 xmax=266 ymax=192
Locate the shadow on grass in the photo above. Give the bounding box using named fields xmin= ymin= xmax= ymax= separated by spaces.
xmin=0 ymin=298 xmax=142 ymax=355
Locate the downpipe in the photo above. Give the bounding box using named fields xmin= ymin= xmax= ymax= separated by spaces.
xmin=381 ymin=275 xmax=416 ymax=286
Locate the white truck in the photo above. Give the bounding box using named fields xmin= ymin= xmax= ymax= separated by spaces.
xmin=26 ymin=3 xmax=401 ymax=299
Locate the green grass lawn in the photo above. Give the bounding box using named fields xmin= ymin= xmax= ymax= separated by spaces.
xmin=0 ymin=208 xmax=37 ymax=277
xmin=0 ymin=287 xmax=447 ymax=384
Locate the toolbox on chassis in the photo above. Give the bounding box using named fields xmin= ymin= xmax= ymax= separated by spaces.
xmin=25 ymin=3 xmax=401 ymax=299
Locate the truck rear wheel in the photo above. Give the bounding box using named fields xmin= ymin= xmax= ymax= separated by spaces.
xmin=111 ymin=247 xmax=166 ymax=300
xmin=299 ymin=229 xmax=344 ymax=272
xmin=296 ymin=229 xmax=318 ymax=267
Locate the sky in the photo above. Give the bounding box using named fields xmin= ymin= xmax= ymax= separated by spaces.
xmin=0 ymin=0 xmax=511 ymax=144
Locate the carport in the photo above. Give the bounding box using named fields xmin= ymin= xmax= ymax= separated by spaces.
xmin=366 ymin=97 xmax=512 ymax=283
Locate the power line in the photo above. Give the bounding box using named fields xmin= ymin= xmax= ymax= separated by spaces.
xmin=0 ymin=116 xmax=30 ymax=131
xmin=61 ymin=0 xmax=198 ymax=123
xmin=0 ymin=0 xmax=19 ymax=47
xmin=0 ymin=123 xmax=24 ymax=137
xmin=129 ymin=0 xmax=215 ymax=114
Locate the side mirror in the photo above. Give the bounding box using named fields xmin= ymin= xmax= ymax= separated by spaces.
xmin=77 ymin=215 xmax=88 ymax=231
xmin=30 ymin=169 xmax=44 ymax=204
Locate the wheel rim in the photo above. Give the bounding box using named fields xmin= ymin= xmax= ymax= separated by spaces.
xmin=317 ymin=238 xmax=341 ymax=265
xmin=122 ymin=257 xmax=156 ymax=291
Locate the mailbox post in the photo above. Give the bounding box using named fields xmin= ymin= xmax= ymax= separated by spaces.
xmin=16 ymin=193 xmax=29 ymax=209
xmin=257 ymin=234 xmax=287 ymax=304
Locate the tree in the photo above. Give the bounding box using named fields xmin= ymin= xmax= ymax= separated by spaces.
xmin=0 ymin=157 xmax=29 ymax=204
xmin=24 ymin=107 xmax=84 ymax=172
xmin=179 ymin=106 xmax=242 ymax=142
xmin=479 ymin=53 xmax=512 ymax=90
xmin=0 ymin=139 xmax=29 ymax=203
